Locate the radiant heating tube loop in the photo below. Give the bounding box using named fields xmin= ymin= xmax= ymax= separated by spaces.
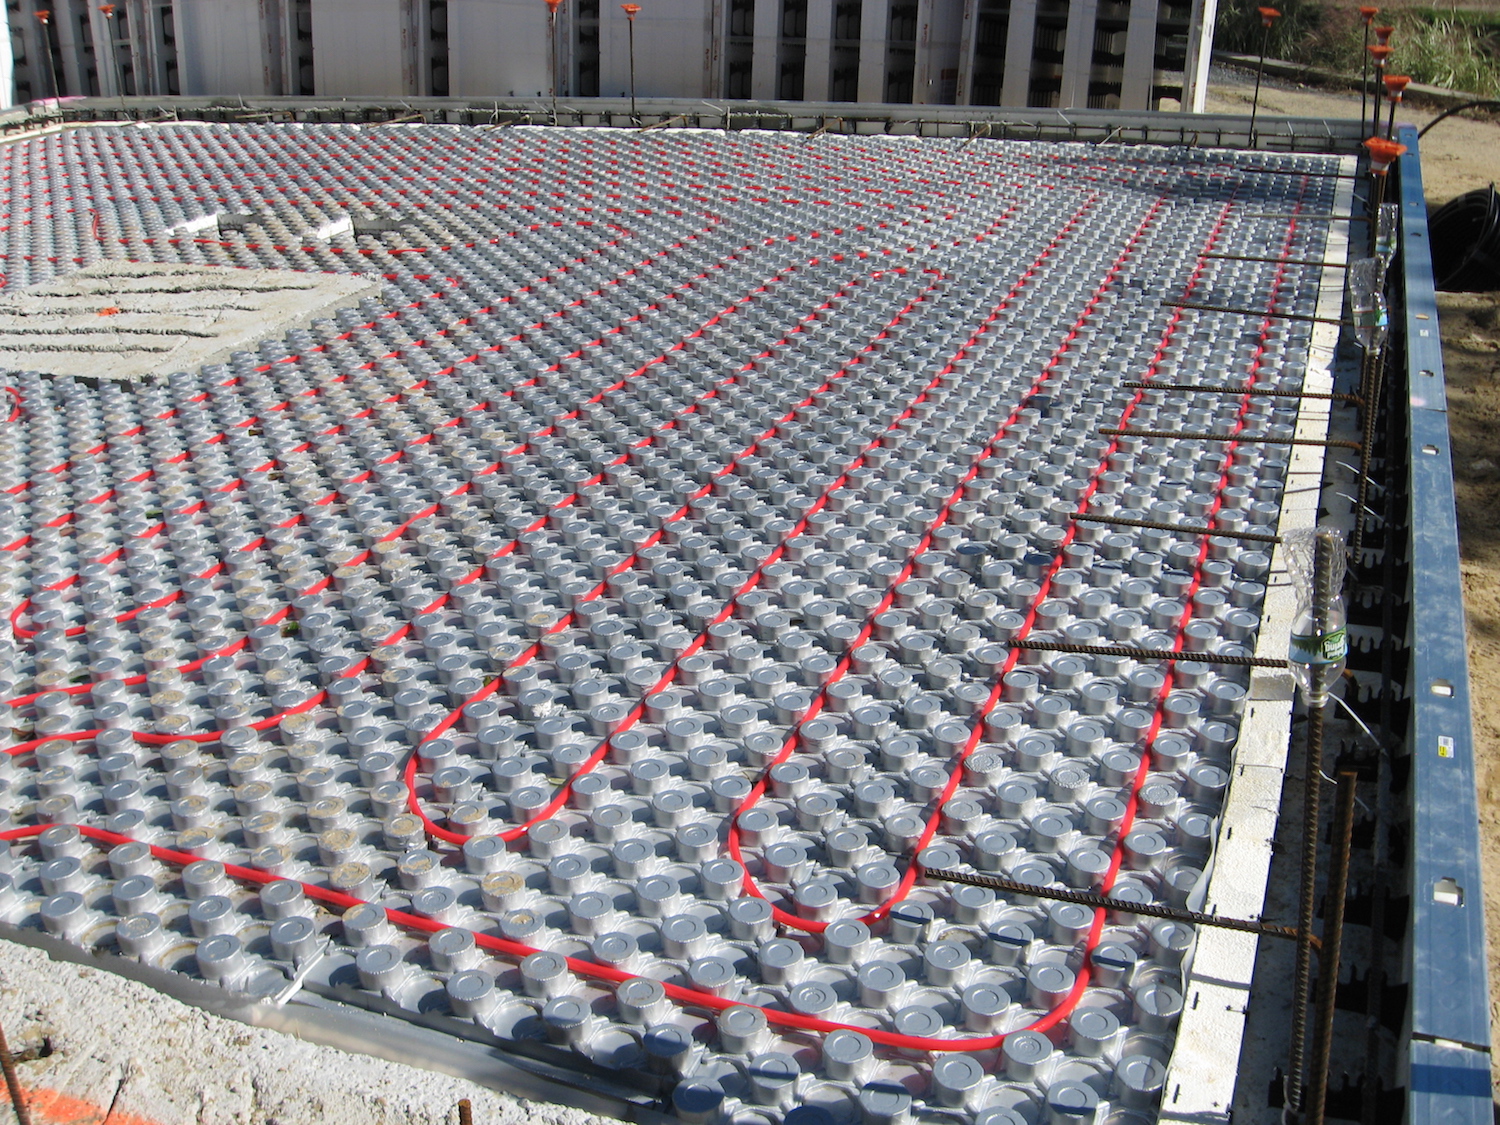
xmin=3 ymin=244 xmax=904 ymax=651
xmin=2 ymin=261 xmax=942 ymax=736
xmin=1035 ymin=180 xmax=1314 ymax=1030
xmin=397 ymin=194 xmax=1102 ymax=845
xmin=721 ymin=188 xmax=1178 ymax=929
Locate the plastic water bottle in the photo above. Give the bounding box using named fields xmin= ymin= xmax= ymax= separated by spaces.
xmin=1284 ymin=527 xmax=1347 ymax=708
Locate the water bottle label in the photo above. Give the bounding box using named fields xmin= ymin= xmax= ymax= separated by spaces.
xmin=1289 ymin=627 xmax=1347 ymax=665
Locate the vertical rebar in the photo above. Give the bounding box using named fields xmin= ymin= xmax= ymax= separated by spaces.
xmin=458 ymin=1098 xmax=474 ymax=1125
xmin=1249 ymin=20 xmax=1272 ymax=145
xmin=37 ymin=16 xmax=60 ymax=100
xmin=1306 ymin=770 xmax=1359 ymax=1125
xmin=1351 ymin=168 xmax=1389 ymax=563
xmin=628 ymin=17 xmax=637 ymax=122
xmin=1351 ymin=342 xmax=1384 ymax=561
xmin=1285 ymin=529 xmax=1340 ymax=1119
xmin=0 ymin=1016 xmax=32 ymax=1125
xmin=1359 ymin=23 xmax=1370 ymax=136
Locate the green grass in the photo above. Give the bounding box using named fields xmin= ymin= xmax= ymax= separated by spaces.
xmin=1217 ymin=0 xmax=1500 ymax=96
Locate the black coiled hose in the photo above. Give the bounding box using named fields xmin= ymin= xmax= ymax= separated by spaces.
xmin=1428 ymin=184 xmax=1500 ymax=291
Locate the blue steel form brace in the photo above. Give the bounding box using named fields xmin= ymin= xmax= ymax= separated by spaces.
xmin=1396 ymin=122 xmax=1493 ymax=1123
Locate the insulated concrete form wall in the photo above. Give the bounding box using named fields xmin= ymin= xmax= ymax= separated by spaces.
xmin=309 ymin=0 xmax=419 ymax=97
xmin=448 ymin=0 xmax=550 ymax=99
xmin=7 ymin=0 xmax=1217 ymax=109
xmin=175 ymin=0 xmax=277 ymax=96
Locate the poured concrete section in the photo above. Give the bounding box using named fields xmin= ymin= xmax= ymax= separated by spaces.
xmin=0 ymin=938 xmax=609 ymax=1125
xmin=0 ymin=261 xmax=383 ymax=384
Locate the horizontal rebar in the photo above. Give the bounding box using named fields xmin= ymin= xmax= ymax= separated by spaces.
xmin=1122 ymin=381 xmax=1362 ymax=403
xmin=1234 ymin=168 xmax=1360 ymax=181
xmin=923 ymin=867 xmax=1315 ymax=947
xmin=1201 ymin=252 xmax=1349 ymax=269
xmin=1162 ymin=299 xmax=1350 ymax=326
xmin=1014 ymin=639 xmax=1290 ymax=669
xmin=1236 ymin=212 xmax=1369 ymax=222
xmin=1099 ymin=426 xmax=1361 ymax=449
xmin=1073 ymin=512 xmax=1283 ymax=543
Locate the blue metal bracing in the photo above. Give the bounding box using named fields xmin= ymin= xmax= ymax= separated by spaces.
xmin=1396 ymin=124 xmax=1493 ymax=1122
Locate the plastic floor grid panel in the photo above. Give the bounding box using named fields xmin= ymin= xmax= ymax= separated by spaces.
xmin=0 ymin=125 xmax=1342 ymax=1125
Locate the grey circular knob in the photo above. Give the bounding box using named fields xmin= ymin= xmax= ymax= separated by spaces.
xmin=1150 ymin=919 xmax=1195 ymax=964
xmin=1001 ymin=1028 xmax=1053 ymax=1080
xmin=259 ymin=879 xmax=307 ymax=919
xmin=39 ymin=892 xmax=88 ymax=940
xmin=930 ymin=1054 xmax=986 ymax=1108
xmin=643 ymin=1023 xmax=697 ymax=1076
xmin=342 ymin=903 xmax=391 ymax=948
xmin=661 ymin=914 xmax=709 ymax=960
xmin=922 ymin=940 xmax=971 ymax=986
xmin=671 ymin=1080 xmax=725 ymax=1125
xmin=542 ymin=996 xmax=591 ymax=1046
xmin=960 ymin=981 xmax=1011 ymax=1032
xmin=745 ymin=1051 xmax=799 ymax=1107
xmin=822 ymin=1027 xmax=872 ymax=1081
xmin=616 ymin=976 xmax=667 ymax=1024
xmin=758 ymin=937 xmax=803 ymax=985
xmin=520 ymin=950 xmax=568 ymax=998
xmin=188 ymin=896 xmax=238 ymax=938
xmin=1114 ymin=1053 xmax=1168 ymax=1108
xmin=717 ymin=1004 xmax=767 ymax=1055
xmin=590 ymin=931 xmax=638 ymax=971
xmin=700 ymin=857 xmax=743 ymax=900
xmin=788 ymin=980 xmax=838 ymax=1016
xmin=1047 ymin=1081 xmax=1100 ymax=1124
xmin=269 ymin=915 xmax=320 ymax=963
xmin=823 ymin=919 xmax=869 ymax=964
xmin=428 ymin=927 xmax=477 ymax=972
xmin=446 ymin=969 xmax=497 ymax=1019
xmin=567 ymin=891 xmax=613 ymax=936
xmin=1068 ymin=1006 xmax=1120 ymax=1057
xmin=116 ymin=913 xmax=164 ymax=959
xmin=355 ymin=944 xmax=405 ymax=993
xmin=1133 ymin=981 xmax=1184 ymax=1032
xmin=195 ymin=934 xmax=244 ymax=984
xmin=859 ymin=1082 xmax=912 ymax=1125
xmin=727 ymin=896 xmax=773 ymax=941
xmin=112 ymin=875 xmax=159 ymax=918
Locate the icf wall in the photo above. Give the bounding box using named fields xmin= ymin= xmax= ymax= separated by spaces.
xmin=8 ymin=0 xmax=1219 ymax=111
xmin=448 ymin=0 xmax=550 ymax=98
xmin=175 ymin=0 xmax=276 ymax=95
xmin=310 ymin=0 xmax=419 ymax=96
xmin=604 ymin=0 xmax=714 ymax=99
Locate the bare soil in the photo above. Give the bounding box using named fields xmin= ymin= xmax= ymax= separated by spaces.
xmin=1208 ymin=71 xmax=1500 ymax=1096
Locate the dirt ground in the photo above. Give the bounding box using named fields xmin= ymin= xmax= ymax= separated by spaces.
xmin=1208 ymin=69 xmax=1500 ymax=1096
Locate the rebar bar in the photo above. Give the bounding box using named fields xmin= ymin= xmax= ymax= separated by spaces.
xmin=923 ymin=868 xmax=1315 ymax=946
xmin=0 ymin=1016 xmax=32 ymax=1125
xmin=1201 ymin=252 xmax=1349 ymax=269
xmin=1072 ymin=512 xmax=1283 ymax=543
xmin=1161 ymin=299 xmax=1351 ymax=326
xmin=1306 ymin=771 xmax=1359 ymax=1125
xmin=1285 ymin=529 xmax=1342 ymax=1118
xmin=1099 ymin=426 xmax=1361 ymax=449
xmin=1121 ymin=381 xmax=1362 ymax=403
xmin=1013 ymin=639 xmax=1289 ymax=668
xmin=1351 ymin=345 xmax=1385 ymax=560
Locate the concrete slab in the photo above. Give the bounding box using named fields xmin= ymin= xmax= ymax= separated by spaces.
xmin=0 ymin=937 xmax=611 ymax=1125
xmin=0 ymin=261 xmax=384 ymax=385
